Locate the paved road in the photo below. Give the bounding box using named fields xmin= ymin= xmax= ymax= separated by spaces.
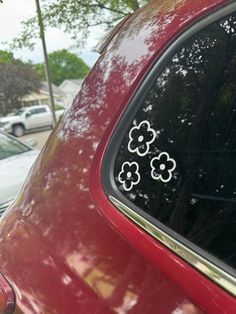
xmin=21 ymin=129 xmax=51 ymax=150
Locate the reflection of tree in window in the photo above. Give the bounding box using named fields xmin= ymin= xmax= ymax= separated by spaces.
xmin=114 ymin=13 xmax=236 ymax=269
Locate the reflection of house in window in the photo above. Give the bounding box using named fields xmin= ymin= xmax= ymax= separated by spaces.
xmin=20 ymin=79 xmax=83 ymax=109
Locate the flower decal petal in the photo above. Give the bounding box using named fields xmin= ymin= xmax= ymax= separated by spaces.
xmin=128 ymin=120 xmax=156 ymax=157
xmin=150 ymin=152 xmax=176 ymax=183
xmin=118 ymin=161 xmax=140 ymax=191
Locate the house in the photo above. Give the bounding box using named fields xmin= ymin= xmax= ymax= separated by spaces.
xmin=21 ymin=81 xmax=65 ymax=109
xmin=59 ymin=79 xmax=83 ymax=107
xmin=21 ymin=79 xmax=83 ymax=109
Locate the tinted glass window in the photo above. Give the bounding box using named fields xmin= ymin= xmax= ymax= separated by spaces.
xmin=29 ymin=109 xmax=37 ymax=115
xmin=30 ymin=108 xmax=46 ymax=115
xmin=114 ymin=13 xmax=236 ymax=268
xmin=36 ymin=107 xmax=47 ymax=113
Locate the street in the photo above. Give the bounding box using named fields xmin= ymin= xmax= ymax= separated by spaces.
xmin=21 ymin=129 xmax=51 ymax=150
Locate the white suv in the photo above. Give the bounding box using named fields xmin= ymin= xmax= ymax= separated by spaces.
xmin=0 ymin=105 xmax=63 ymax=137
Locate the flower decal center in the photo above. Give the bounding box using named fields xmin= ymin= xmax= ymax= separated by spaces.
xmin=128 ymin=120 xmax=156 ymax=157
xmin=138 ymin=135 xmax=144 ymax=142
xmin=151 ymin=152 xmax=176 ymax=183
xmin=160 ymin=164 xmax=166 ymax=171
xmin=118 ymin=161 xmax=140 ymax=191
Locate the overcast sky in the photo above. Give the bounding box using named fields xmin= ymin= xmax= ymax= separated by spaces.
xmin=0 ymin=0 xmax=100 ymax=67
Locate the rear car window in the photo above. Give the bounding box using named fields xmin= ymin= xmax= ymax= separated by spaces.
xmin=113 ymin=12 xmax=236 ymax=269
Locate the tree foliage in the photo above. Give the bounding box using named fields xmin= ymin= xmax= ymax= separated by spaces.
xmin=13 ymin=0 xmax=148 ymax=49
xmin=35 ymin=49 xmax=90 ymax=85
xmin=0 ymin=52 xmax=40 ymax=115
xmin=0 ymin=50 xmax=14 ymax=63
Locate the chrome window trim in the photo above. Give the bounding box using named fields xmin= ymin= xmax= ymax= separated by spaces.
xmin=110 ymin=195 xmax=236 ymax=297
xmin=0 ymin=199 xmax=14 ymax=217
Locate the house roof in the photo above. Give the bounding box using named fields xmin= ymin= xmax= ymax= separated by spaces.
xmin=59 ymin=79 xmax=84 ymax=89
xmin=41 ymin=81 xmax=62 ymax=95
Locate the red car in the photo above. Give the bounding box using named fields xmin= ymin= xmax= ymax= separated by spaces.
xmin=1 ymin=0 xmax=236 ymax=313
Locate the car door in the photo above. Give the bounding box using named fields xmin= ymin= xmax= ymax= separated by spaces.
xmin=25 ymin=108 xmax=41 ymax=129
xmin=26 ymin=107 xmax=52 ymax=129
xmin=35 ymin=106 xmax=52 ymax=127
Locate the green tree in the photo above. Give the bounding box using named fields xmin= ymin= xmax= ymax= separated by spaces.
xmin=13 ymin=0 xmax=147 ymax=49
xmin=35 ymin=49 xmax=90 ymax=85
xmin=0 ymin=52 xmax=40 ymax=115
xmin=0 ymin=50 xmax=14 ymax=63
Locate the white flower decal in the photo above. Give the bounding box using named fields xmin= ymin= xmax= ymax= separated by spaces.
xmin=128 ymin=120 xmax=156 ymax=157
xmin=150 ymin=152 xmax=176 ymax=183
xmin=118 ymin=161 xmax=140 ymax=191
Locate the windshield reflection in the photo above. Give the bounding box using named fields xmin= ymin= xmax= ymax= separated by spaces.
xmin=0 ymin=133 xmax=30 ymax=160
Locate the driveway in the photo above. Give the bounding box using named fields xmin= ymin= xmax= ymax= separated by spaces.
xmin=21 ymin=129 xmax=51 ymax=150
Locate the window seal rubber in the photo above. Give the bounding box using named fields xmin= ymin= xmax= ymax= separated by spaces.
xmin=102 ymin=1 xmax=236 ymax=297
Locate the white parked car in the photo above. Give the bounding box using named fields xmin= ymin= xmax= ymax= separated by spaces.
xmin=0 ymin=105 xmax=64 ymax=137
xmin=0 ymin=131 xmax=39 ymax=216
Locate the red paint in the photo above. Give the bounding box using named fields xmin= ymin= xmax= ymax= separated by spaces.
xmin=0 ymin=0 xmax=235 ymax=313
xmin=0 ymin=273 xmax=14 ymax=313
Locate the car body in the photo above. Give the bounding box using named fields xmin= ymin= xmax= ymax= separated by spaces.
xmin=0 ymin=132 xmax=39 ymax=216
xmin=0 ymin=105 xmax=64 ymax=137
xmin=0 ymin=0 xmax=236 ymax=313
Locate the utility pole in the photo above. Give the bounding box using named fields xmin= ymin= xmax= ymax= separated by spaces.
xmin=35 ymin=0 xmax=56 ymax=124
